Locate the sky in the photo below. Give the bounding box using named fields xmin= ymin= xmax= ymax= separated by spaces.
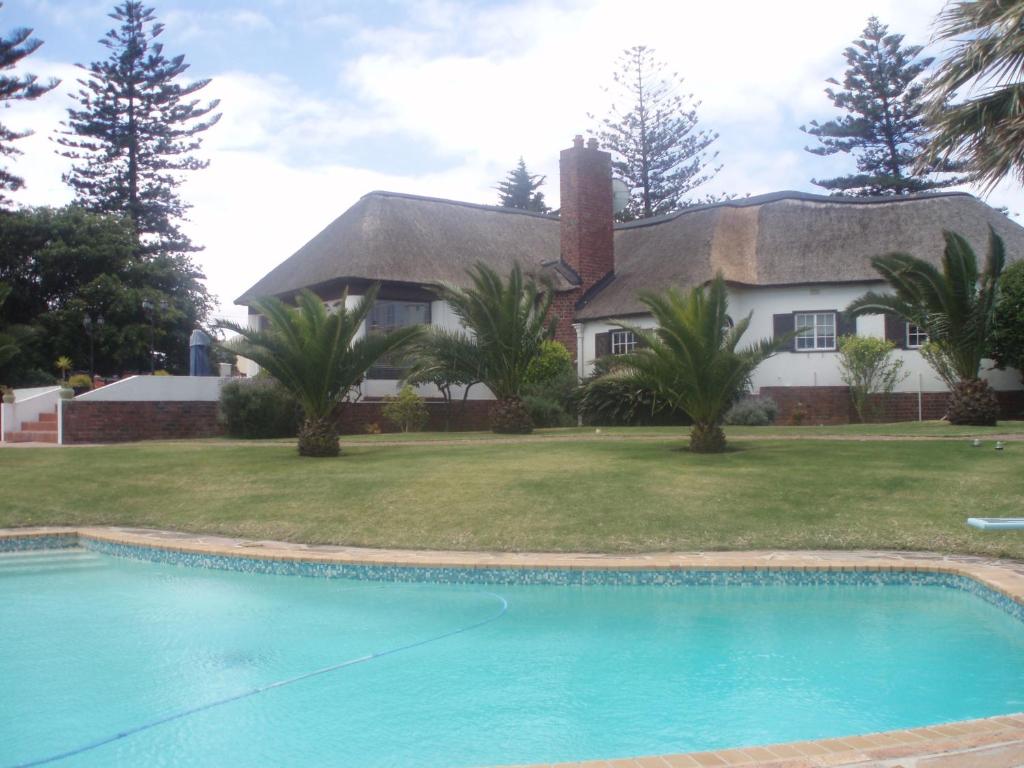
xmin=4 ymin=0 xmax=1022 ymax=326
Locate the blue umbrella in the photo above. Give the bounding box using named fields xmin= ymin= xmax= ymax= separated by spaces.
xmin=189 ymin=329 xmax=212 ymax=376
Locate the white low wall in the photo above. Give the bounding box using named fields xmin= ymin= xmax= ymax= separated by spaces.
xmin=76 ymin=376 xmax=229 ymax=402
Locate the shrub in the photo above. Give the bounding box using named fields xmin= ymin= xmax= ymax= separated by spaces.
xmin=837 ymin=335 xmax=907 ymax=422
xmin=577 ymin=372 xmax=690 ymax=426
xmin=789 ymin=401 xmax=808 ymax=426
xmin=525 ymin=340 xmax=573 ymax=385
xmin=524 ymin=366 xmax=577 ymax=413
xmin=219 ymin=378 xmax=302 ymax=439
xmin=382 ymin=385 xmax=429 ymax=432
xmin=992 ymin=260 xmax=1024 ymax=380
xmin=67 ymin=374 xmax=93 ymax=390
xmin=724 ymin=396 xmax=778 ymax=426
xmin=522 ymin=394 xmax=574 ymax=427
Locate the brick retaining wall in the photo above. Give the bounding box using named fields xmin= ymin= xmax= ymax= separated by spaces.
xmin=760 ymin=386 xmax=1024 ymax=425
xmin=62 ymin=401 xmax=223 ymax=444
xmin=337 ymin=399 xmax=492 ymax=434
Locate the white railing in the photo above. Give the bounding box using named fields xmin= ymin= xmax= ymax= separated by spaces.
xmin=1 ymin=386 xmax=61 ymax=444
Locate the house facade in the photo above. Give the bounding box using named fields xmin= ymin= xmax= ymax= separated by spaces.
xmin=237 ymin=137 xmax=1024 ymax=425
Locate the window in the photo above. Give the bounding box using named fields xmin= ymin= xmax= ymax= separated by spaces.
xmin=906 ymin=323 xmax=928 ymax=349
xmin=366 ymin=300 xmax=431 ymax=379
xmin=611 ymin=330 xmax=637 ymax=355
xmin=794 ymin=312 xmax=836 ymax=351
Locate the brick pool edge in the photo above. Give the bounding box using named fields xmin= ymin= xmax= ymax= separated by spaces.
xmin=3 ymin=525 xmax=1024 ymax=768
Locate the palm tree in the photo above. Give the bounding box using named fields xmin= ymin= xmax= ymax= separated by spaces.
xmin=404 ymin=327 xmax=483 ymax=431
xmin=846 ymin=228 xmax=1005 ymax=425
xmin=921 ymin=0 xmax=1024 ymax=192
xmin=437 ymin=263 xmax=555 ymax=433
xmin=616 ymin=275 xmax=785 ymax=453
xmin=217 ymin=287 xmax=422 ymax=457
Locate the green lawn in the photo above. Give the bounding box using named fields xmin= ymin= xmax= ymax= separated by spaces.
xmin=331 ymin=420 xmax=1024 ymax=443
xmin=3 ymin=431 xmax=1023 ymax=559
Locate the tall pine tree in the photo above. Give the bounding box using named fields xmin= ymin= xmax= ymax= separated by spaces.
xmin=0 ymin=4 xmax=58 ymax=204
xmin=495 ymin=157 xmax=549 ymax=213
xmin=802 ymin=17 xmax=966 ymax=196
xmin=592 ymin=45 xmax=722 ymax=220
xmin=56 ymin=1 xmax=221 ymax=257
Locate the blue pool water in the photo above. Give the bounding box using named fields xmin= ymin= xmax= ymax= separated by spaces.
xmin=2 ymin=548 xmax=1024 ymax=767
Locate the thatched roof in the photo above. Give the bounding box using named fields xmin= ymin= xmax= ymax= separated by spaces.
xmin=577 ymin=190 xmax=1024 ymax=319
xmin=236 ymin=191 xmax=566 ymax=304
xmin=238 ymin=189 xmax=1024 ymax=319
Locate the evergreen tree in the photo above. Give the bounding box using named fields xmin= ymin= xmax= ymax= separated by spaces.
xmin=592 ymin=45 xmax=722 ymax=220
xmin=495 ymin=157 xmax=549 ymax=213
xmin=56 ymin=1 xmax=221 ymax=257
xmin=0 ymin=4 xmax=58 ymax=204
xmin=0 ymin=205 xmax=213 ymax=380
xmin=802 ymin=17 xmax=966 ymax=196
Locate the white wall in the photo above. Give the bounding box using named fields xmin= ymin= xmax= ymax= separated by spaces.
xmin=580 ymin=316 xmax=659 ymax=376
xmin=76 ymin=375 xmax=228 ymax=402
xmin=357 ymin=297 xmax=493 ymax=400
xmin=580 ymin=283 xmax=1023 ymax=393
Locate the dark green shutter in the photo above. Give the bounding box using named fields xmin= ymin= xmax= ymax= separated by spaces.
xmin=884 ymin=314 xmax=906 ymax=349
xmin=836 ymin=311 xmax=857 ymax=339
xmin=595 ymin=331 xmax=611 ymax=358
xmin=773 ymin=313 xmax=795 ymax=350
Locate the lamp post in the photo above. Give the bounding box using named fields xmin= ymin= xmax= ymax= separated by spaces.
xmin=82 ymin=314 xmax=105 ymax=378
xmin=141 ymin=299 xmax=167 ymax=374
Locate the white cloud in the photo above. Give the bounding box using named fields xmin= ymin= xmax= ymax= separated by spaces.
xmin=6 ymin=0 xmax=1022 ymax=328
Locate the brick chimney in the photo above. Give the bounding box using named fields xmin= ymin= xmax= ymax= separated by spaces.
xmin=559 ymin=135 xmax=614 ymax=290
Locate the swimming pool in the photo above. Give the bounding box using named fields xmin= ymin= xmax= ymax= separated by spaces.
xmin=2 ymin=540 xmax=1024 ymax=767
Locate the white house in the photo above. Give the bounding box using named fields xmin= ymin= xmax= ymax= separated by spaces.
xmin=237 ymin=136 xmax=1024 ymax=425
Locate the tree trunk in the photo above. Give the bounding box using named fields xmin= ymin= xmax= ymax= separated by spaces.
xmin=689 ymin=422 xmax=727 ymax=453
xmin=947 ymin=378 xmax=999 ymax=426
xmin=489 ymin=396 xmax=534 ymax=434
xmin=297 ymin=416 xmax=340 ymax=457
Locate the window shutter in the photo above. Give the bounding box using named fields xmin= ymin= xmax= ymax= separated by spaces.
xmin=595 ymin=331 xmax=611 ymax=358
xmin=773 ymin=313 xmax=795 ymax=351
xmin=837 ymin=311 xmax=857 ymax=339
xmin=884 ymin=313 xmax=906 ymax=349
xmin=634 ymin=330 xmax=649 ymax=349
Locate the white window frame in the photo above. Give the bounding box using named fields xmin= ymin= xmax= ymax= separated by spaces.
xmin=794 ymin=311 xmax=837 ymax=351
xmin=611 ymin=330 xmax=638 ymax=355
xmin=906 ymin=323 xmax=928 ymax=349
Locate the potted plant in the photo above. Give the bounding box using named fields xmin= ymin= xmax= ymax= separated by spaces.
xmin=2 ymin=387 xmax=13 ymax=404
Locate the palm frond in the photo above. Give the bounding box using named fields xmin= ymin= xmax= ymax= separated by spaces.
xmin=922 ymin=0 xmax=1024 ymax=190
xmin=216 ymin=286 xmax=422 ymax=420
xmin=616 ymin=274 xmax=784 ymax=430
xmin=848 ymin=228 xmax=1005 ymax=381
xmin=437 ymin=262 xmax=555 ymax=399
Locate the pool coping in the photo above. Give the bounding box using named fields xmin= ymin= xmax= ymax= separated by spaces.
xmin=4 ymin=525 xmax=1024 ymax=768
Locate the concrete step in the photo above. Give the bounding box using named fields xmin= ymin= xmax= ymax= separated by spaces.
xmin=20 ymin=420 xmax=57 ymax=432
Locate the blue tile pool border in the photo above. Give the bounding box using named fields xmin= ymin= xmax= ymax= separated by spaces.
xmin=0 ymin=533 xmax=79 ymax=552
xmin=3 ymin=530 xmax=1023 ymax=624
